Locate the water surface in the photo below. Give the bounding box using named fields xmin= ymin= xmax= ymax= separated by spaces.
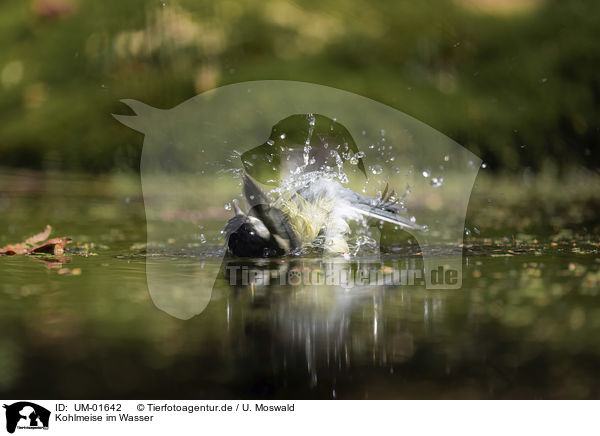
xmin=1 ymin=171 xmax=599 ymax=399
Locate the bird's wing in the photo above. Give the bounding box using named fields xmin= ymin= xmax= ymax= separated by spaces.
xmin=338 ymin=185 xmax=425 ymax=230
xmin=243 ymin=175 xmax=301 ymax=250
xmin=294 ymin=177 xmax=424 ymax=231
xmin=346 ymin=204 xmax=425 ymax=230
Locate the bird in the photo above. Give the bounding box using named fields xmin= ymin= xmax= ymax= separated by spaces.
xmin=224 ymin=172 xmax=426 ymax=258
xmin=223 ymin=113 xmax=426 ymax=258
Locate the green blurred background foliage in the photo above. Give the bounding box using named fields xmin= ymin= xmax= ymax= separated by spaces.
xmin=0 ymin=0 xmax=598 ymax=173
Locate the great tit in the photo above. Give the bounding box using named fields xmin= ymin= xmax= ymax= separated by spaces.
xmin=224 ymin=173 xmax=425 ymax=257
xmin=223 ymin=113 xmax=425 ymax=257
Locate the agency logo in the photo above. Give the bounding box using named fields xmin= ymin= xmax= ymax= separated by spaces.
xmin=3 ymin=402 xmax=50 ymax=434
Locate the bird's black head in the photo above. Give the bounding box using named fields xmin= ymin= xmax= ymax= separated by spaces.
xmin=224 ymin=198 xmax=287 ymax=258
xmin=226 ymin=216 xmax=283 ymax=258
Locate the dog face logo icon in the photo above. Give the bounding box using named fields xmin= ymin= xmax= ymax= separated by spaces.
xmin=3 ymin=402 xmax=50 ymax=433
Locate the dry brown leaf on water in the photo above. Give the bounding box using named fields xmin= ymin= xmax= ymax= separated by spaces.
xmin=0 ymin=226 xmax=72 ymax=256
xmin=25 ymin=225 xmax=52 ymax=246
xmin=0 ymin=242 xmax=28 ymax=255
xmin=30 ymin=237 xmax=73 ymax=255
xmin=57 ymin=267 xmax=81 ymax=276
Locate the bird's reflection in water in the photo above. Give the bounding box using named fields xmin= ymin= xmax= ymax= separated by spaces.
xmin=216 ymin=257 xmax=448 ymax=396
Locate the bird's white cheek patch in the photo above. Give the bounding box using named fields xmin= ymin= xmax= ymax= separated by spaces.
xmin=248 ymin=216 xmax=271 ymax=240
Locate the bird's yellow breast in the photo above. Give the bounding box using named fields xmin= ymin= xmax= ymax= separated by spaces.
xmin=274 ymin=194 xmax=334 ymax=246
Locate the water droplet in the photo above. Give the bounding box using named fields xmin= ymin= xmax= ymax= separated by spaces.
xmin=370 ymin=165 xmax=383 ymax=175
xmin=267 ymin=139 xmax=274 ymax=146
xmin=430 ymin=177 xmax=444 ymax=187
xmin=199 ymin=234 xmax=206 ymax=243
xmin=422 ymin=170 xmax=430 ymax=178
xmin=224 ymin=202 xmax=232 ymax=211
xmin=280 ymin=133 xmax=286 ymax=139
xmin=410 ymin=216 xmax=416 ymax=223
xmin=443 ymin=155 xmax=450 ymax=162
xmin=349 ymin=152 xmax=364 ymax=165
xmin=481 ymin=163 xmax=487 ymax=168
